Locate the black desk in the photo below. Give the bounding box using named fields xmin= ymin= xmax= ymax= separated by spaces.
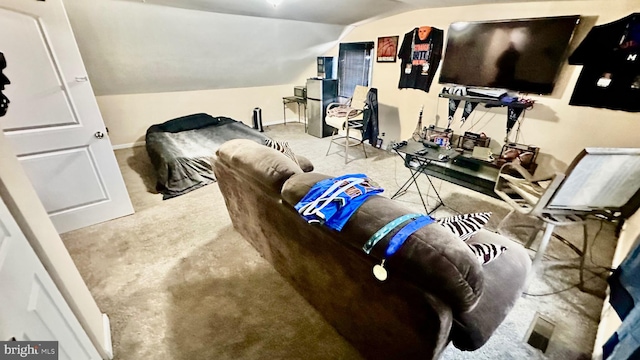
xmin=282 ymin=96 xmax=307 ymax=130
xmin=391 ymin=141 xmax=460 ymax=214
xmin=421 ymin=154 xmax=501 ymax=199
xmin=392 ymin=140 xmax=502 ymax=213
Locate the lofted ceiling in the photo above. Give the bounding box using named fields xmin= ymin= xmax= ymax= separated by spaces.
xmin=62 ymin=0 xmax=577 ymax=96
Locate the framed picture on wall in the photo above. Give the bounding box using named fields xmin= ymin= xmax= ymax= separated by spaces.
xmin=376 ymin=36 xmax=399 ymax=63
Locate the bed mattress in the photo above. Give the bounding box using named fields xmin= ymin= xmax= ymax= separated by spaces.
xmin=145 ymin=113 xmax=269 ymax=199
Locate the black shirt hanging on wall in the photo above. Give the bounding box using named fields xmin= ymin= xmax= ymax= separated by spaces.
xmin=398 ymin=26 xmax=444 ymax=93
xmin=569 ymin=13 xmax=640 ymax=112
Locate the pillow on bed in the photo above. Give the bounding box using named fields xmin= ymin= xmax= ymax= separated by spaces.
xmin=154 ymin=113 xmax=220 ymax=133
xmin=264 ymin=139 xmax=300 ymax=167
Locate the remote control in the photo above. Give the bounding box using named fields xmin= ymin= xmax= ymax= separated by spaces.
xmin=392 ymin=140 xmax=408 ymax=150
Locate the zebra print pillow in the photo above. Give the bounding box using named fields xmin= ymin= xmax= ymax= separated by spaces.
xmin=264 ymin=139 xmax=300 ymax=167
xmin=437 ymin=212 xmax=507 ymax=265
xmin=468 ymin=242 xmax=508 ymax=265
xmin=436 ymin=212 xmax=492 ymax=242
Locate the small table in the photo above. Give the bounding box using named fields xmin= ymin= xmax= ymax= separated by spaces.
xmin=391 ymin=140 xmax=460 ymax=214
xmin=282 ymin=96 xmax=307 ymax=130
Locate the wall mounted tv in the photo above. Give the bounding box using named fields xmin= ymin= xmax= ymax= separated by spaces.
xmin=439 ymin=15 xmax=580 ymax=94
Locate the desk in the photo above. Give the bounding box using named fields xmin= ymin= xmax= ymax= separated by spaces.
xmin=391 ymin=140 xmax=460 ymax=214
xmin=392 ymin=140 xmax=505 ymax=213
xmin=421 ymin=154 xmax=501 ymax=199
xmin=282 ymin=96 xmax=307 ymax=130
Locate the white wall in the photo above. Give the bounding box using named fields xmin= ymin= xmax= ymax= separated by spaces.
xmin=99 ymin=0 xmax=640 ymax=161
xmin=308 ymin=0 xmax=640 ymax=167
xmin=98 ymin=84 xmax=299 ymax=146
xmin=62 ymin=0 xmax=346 ymax=95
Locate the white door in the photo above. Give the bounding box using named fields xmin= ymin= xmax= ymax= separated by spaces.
xmin=0 ymin=0 xmax=133 ymax=234
xmin=0 ymin=196 xmax=102 ymax=359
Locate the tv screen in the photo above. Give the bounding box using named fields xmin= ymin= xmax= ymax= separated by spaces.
xmin=439 ymin=16 xmax=579 ymax=94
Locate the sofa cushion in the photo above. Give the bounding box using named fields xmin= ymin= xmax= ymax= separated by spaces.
xmin=216 ymin=139 xmax=304 ymax=193
xmin=282 ymin=172 xmax=485 ymax=314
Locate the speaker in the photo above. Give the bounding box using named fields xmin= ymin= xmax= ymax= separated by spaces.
xmin=252 ymin=107 xmax=264 ymax=132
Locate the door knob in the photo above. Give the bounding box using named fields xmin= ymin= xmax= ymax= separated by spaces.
xmin=94 ymin=131 xmax=105 ymax=139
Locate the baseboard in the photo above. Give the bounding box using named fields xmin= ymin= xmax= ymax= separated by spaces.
xmin=110 ymin=120 xmax=295 ymax=150
xmin=112 ymin=141 xmax=145 ymax=150
xmin=263 ymin=119 xmax=286 ymax=127
xmin=102 ymin=313 xmax=114 ymax=359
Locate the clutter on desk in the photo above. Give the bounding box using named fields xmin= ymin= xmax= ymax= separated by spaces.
xmin=423 ymin=140 xmax=440 ymax=149
xmin=424 ymin=124 xmax=453 ymax=147
xmin=391 ymin=140 xmax=408 ymax=150
xmin=458 ymin=131 xmax=491 ymax=151
xmin=471 ymin=147 xmax=494 ymax=162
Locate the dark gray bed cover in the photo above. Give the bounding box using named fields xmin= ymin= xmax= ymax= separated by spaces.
xmin=145 ymin=114 xmax=269 ymax=199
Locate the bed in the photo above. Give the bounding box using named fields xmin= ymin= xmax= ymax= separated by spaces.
xmin=145 ymin=113 xmax=269 ymax=199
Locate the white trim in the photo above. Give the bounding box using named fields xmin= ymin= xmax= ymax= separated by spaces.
xmin=263 ymin=119 xmax=286 ymax=127
xmin=264 ymin=119 xmax=308 ymax=127
xmin=109 ymin=120 xmax=306 ymax=150
xmin=102 ymin=313 xmax=114 ymax=360
xmin=111 ymin=141 xmax=145 ymax=150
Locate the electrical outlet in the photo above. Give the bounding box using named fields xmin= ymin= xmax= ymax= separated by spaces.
xmin=386 ymin=139 xmax=396 ymax=152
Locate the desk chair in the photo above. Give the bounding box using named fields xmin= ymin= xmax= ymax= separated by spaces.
xmin=325 ymin=85 xmax=370 ymax=164
xmin=494 ymin=148 xmax=640 ymax=291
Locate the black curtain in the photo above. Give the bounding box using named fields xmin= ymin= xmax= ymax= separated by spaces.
xmin=338 ymin=42 xmax=374 ymax=100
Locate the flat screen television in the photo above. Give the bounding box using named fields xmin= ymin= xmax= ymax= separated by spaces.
xmin=438 ymin=16 xmax=580 ymax=94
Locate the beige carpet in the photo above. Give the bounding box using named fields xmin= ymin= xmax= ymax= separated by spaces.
xmin=61 ymin=122 xmax=616 ymax=359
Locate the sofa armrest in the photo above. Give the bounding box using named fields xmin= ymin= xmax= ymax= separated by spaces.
xmin=450 ymin=230 xmax=531 ymax=350
xmin=216 ymin=139 xmax=303 ymax=193
xmin=296 ymin=155 xmax=314 ymax=173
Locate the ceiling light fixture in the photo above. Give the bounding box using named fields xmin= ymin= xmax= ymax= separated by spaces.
xmin=266 ymin=0 xmax=283 ymax=7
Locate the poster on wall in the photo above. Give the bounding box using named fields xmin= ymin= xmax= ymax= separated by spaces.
xmin=376 ymin=36 xmax=399 ymax=62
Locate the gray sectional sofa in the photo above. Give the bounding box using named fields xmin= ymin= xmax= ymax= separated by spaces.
xmin=213 ymin=138 xmax=531 ymax=359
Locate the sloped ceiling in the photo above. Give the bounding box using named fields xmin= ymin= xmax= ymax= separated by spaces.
xmin=62 ymin=0 xmax=578 ymax=96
